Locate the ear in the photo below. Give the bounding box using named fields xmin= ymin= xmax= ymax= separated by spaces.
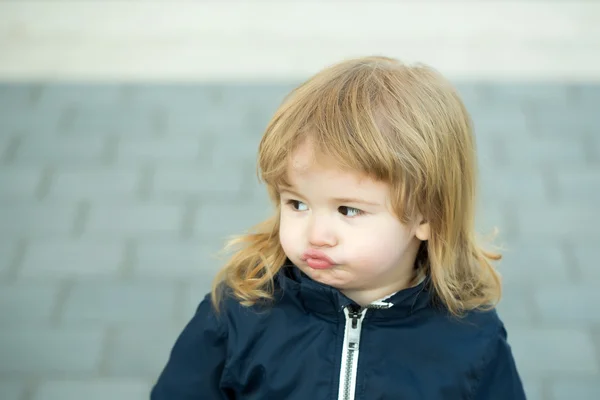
xmin=414 ymin=219 xmax=430 ymax=241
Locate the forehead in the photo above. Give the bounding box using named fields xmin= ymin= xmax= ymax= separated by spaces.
xmin=285 ymin=141 xmax=381 ymax=190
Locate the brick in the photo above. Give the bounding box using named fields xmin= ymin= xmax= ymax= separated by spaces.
xmin=551 ymin=379 xmax=600 ymax=400
xmin=127 ymin=84 xmax=215 ymax=111
xmin=508 ymin=327 xmax=598 ymax=376
xmin=470 ymin=105 xmax=532 ymax=139
xmin=62 ymin=282 xmax=177 ymax=324
xmin=134 ymin=239 xmax=223 ymax=278
xmin=555 ymin=169 xmax=600 ymax=205
xmin=475 ymin=202 xmax=511 ymax=237
xmin=533 ymin=285 xmax=600 ymax=324
xmin=515 ymin=205 xmax=599 ymax=239
xmin=578 ymin=85 xmax=600 ymax=104
xmin=183 ymin=283 xmax=215 ymax=321
xmin=0 ymin=108 xmax=62 ymax=136
xmin=0 ymin=168 xmax=42 ymax=199
xmin=529 ymin=105 xmax=599 ymax=138
xmin=20 ymin=240 xmax=123 ymax=279
xmin=47 ymin=168 xmax=140 ymax=200
xmin=116 ymin=136 xmax=205 ymax=164
xmin=14 ymin=135 xmax=106 ymax=166
xmin=66 ymin=107 xmax=157 ymax=136
xmin=33 ymin=379 xmax=151 ymax=400
xmin=478 ymin=168 xmax=549 ymax=205
xmin=483 ymin=83 xmax=573 ymax=107
xmin=209 ymin=134 xmax=262 ymax=168
xmin=0 ymin=282 xmax=60 ymax=325
xmin=572 ymin=241 xmax=600 ymax=281
xmin=194 ymin=202 xmax=273 ymax=241
xmin=0 ymin=328 xmax=103 ymax=374
xmin=495 ymin=286 xmax=536 ymax=325
xmin=497 ymin=239 xmax=571 ymax=285
xmin=522 ymin=380 xmax=544 ymax=400
xmin=0 ymin=204 xmax=76 ymax=238
xmin=501 ymin=136 xmax=587 ymax=168
xmin=107 ymin=326 xmax=182 ymax=377
xmin=85 ymin=204 xmax=182 ymax=238
xmin=0 ymin=241 xmax=17 ymax=276
xmin=0 ymin=83 xmax=39 ymax=108
xmin=0 ymin=381 xmax=27 ymax=400
xmin=37 ymin=84 xmax=125 ymax=109
xmin=153 ymin=166 xmax=245 ymax=199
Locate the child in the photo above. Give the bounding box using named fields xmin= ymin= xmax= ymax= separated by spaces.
xmin=151 ymin=56 xmax=526 ymax=399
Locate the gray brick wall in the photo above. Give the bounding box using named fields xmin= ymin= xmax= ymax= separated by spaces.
xmin=0 ymin=83 xmax=598 ymax=400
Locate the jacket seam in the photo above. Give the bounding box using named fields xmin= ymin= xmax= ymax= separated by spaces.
xmin=466 ymin=325 xmax=502 ymax=400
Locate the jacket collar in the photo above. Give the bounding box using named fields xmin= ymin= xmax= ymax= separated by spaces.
xmin=276 ymin=261 xmax=434 ymax=320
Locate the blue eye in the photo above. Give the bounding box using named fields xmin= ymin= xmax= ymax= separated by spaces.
xmin=339 ymin=206 xmax=362 ymax=217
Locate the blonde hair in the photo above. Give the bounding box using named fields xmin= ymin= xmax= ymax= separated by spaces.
xmin=211 ymin=56 xmax=502 ymax=316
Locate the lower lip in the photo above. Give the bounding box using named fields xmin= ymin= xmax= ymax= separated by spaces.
xmin=306 ymin=258 xmax=335 ymax=270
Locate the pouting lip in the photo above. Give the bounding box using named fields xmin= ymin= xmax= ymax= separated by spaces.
xmin=300 ymin=249 xmax=336 ymax=264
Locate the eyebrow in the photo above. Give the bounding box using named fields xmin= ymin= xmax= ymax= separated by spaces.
xmin=278 ymin=186 xmax=381 ymax=207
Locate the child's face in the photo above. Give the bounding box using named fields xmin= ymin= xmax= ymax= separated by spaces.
xmin=278 ymin=141 xmax=429 ymax=303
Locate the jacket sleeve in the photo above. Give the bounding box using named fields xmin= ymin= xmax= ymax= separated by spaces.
xmin=471 ymin=325 xmax=526 ymax=400
xmin=151 ymin=295 xmax=230 ymax=399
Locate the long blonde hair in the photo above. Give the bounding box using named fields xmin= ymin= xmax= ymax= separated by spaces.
xmin=211 ymin=56 xmax=502 ymax=316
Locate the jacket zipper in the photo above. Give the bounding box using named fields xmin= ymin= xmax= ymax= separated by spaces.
xmin=337 ymin=305 xmax=366 ymax=400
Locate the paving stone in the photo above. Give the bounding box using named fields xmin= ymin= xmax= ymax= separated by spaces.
xmin=19 ymin=239 xmax=124 ymax=279
xmin=533 ymin=285 xmax=600 ymax=325
xmin=0 ymin=328 xmax=104 ymax=374
xmin=47 ymin=168 xmax=141 ymax=200
xmin=33 ymin=379 xmax=151 ymax=400
xmin=0 ymin=282 xmax=61 ymax=325
xmin=61 ymin=282 xmax=177 ymax=324
xmin=508 ymin=327 xmax=599 ymax=376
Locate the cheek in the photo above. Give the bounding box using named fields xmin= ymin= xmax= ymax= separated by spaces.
xmin=279 ymin=213 xmax=301 ymax=254
xmin=348 ymin=221 xmax=412 ymax=263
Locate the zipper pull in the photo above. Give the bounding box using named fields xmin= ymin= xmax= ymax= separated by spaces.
xmin=346 ymin=306 xmax=363 ymax=347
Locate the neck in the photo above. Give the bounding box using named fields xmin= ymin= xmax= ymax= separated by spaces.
xmin=341 ymin=269 xmax=421 ymax=307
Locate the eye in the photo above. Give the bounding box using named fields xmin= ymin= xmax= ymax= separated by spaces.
xmin=338 ymin=206 xmax=363 ymax=217
xmin=288 ymin=200 xmax=308 ymax=211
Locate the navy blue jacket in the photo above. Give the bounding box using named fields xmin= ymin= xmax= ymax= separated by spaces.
xmin=151 ymin=264 xmax=526 ymax=399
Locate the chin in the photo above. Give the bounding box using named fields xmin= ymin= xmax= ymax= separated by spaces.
xmin=303 ymin=266 xmax=354 ymax=289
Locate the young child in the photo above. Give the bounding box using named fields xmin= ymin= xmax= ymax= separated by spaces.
xmin=151 ymin=56 xmax=526 ymax=399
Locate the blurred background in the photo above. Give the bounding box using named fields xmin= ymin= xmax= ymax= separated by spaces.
xmin=0 ymin=1 xmax=599 ymax=399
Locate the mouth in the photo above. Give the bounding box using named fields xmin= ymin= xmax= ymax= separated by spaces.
xmin=301 ymin=249 xmax=336 ymax=270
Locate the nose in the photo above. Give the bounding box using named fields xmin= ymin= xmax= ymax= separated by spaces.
xmin=307 ymin=213 xmax=337 ymax=248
